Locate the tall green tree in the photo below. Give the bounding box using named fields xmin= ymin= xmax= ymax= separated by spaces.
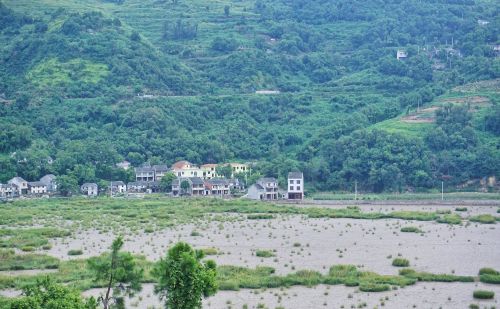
xmin=88 ymin=237 xmax=143 ymax=309
xmin=153 ymin=242 xmax=217 ymax=309
xmin=160 ymin=172 xmax=177 ymax=192
xmin=10 ymin=277 xmax=97 ymax=309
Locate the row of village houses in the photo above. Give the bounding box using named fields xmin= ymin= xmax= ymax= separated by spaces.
xmin=1 ymin=161 xmax=304 ymax=200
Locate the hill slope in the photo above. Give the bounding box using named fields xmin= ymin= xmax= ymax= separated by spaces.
xmin=0 ymin=0 xmax=499 ymax=192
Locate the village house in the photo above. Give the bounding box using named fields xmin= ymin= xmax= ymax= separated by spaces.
xmin=0 ymin=183 xmax=18 ymax=198
xmin=81 ymin=183 xmax=98 ymax=196
xmin=201 ymin=164 xmax=219 ymax=179
xmin=172 ymin=160 xmax=202 ymax=178
xmin=396 ymin=49 xmax=408 ymax=60
xmin=135 ymin=166 xmax=155 ymax=182
xmin=287 ymin=172 xmax=304 ymax=200
xmin=28 ymin=181 xmax=47 ymax=195
xmin=247 ymin=177 xmax=279 ymax=200
xmin=8 ymin=177 xmax=28 ymax=195
xmin=110 ymin=181 xmax=127 ymax=194
xmin=40 ymin=174 xmax=57 ymax=193
xmin=171 ymin=177 xmax=204 ymax=196
xmin=205 ymin=178 xmax=230 ymax=196
xmin=152 ymin=165 xmax=170 ymax=181
xmin=127 ymin=181 xmax=149 ymax=193
xmin=116 ymin=161 xmax=131 ymax=170
xmin=228 ymin=163 xmax=249 ymax=177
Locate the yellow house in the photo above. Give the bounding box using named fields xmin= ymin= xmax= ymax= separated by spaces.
xmin=201 ymin=164 xmax=219 ymax=179
xmin=228 ymin=163 xmax=249 ymax=177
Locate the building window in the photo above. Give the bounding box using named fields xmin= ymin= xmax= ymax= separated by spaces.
xmin=290 ymin=180 xmax=294 ymax=184
xmin=297 ymin=186 xmax=301 ymax=190
xmin=297 ymin=180 xmax=301 ymax=184
xmin=289 ymin=186 xmax=294 ymax=190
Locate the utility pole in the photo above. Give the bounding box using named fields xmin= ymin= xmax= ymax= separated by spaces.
xmin=441 ymin=181 xmax=444 ymax=201
xmin=354 ymin=180 xmax=358 ymax=201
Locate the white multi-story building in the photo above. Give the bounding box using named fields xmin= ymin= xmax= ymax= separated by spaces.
xmin=287 ymin=172 xmax=304 ymax=200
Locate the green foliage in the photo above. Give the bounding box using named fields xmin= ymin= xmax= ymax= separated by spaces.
xmin=153 ymin=242 xmax=217 ymax=309
xmin=87 ymin=236 xmax=143 ymax=309
xmin=469 ymin=214 xmax=497 ymax=224
xmin=400 ymin=226 xmax=423 ymax=233
xmin=455 ymin=207 xmax=467 ymax=212
xmin=67 ymin=249 xmax=83 ymax=256
xmin=473 ymin=290 xmax=495 ymax=299
xmin=247 ymin=214 xmax=274 ymax=220
xmin=0 ymin=249 xmax=59 ymax=271
xmin=392 ymin=258 xmax=410 ymax=267
xmin=9 ymin=277 xmax=97 ymax=309
xmin=437 ymin=213 xmax=462 ymax=225
xmin=0 ymin=0 xmax=498 ymax=192
xmin=255 ymin=250 xmax=275 ymax=258
xmin=399 ymin=268 xmax=474 ymax=283
xmin=159 ymin=172 xmax=177 ymax=192
xmin=479 ymin=269 xmax=500 ymax=284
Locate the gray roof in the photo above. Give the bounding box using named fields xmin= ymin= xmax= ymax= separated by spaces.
xmin=9 ymin=177 xmax=26 ymax=183
xmin=81 ymin=183 xmax=98 ymax=188
xmin=171 ymin=179 xmax=180 ymax=185
xmin=152 ymin=165 xmax=170 ymax=172
xmin=111 ymin=181 xmax=126 ymax=186
xmin=253 ymin=183 xmax=264 ymax=190
xmin=190 ymin=177 xmax=204 ymax=185
xmin=0 ymin=183 xmax=17 ymax=189
xmin=288 ymin=172 xmax=303 ymax=179
xmin=128 ymin=181 xmax=149 ymax=186
xmin=208 ymin=178 xmax=229 ymax=185
xmin=40 ymin=174 xmax=56 ymax=183
xmin=29 ymin=181 xmax=46 ymax=187
xmin=135 ymin=167 xmax=154 ymax=172
xmin=259 ymin=177 xmax=277 ymax=183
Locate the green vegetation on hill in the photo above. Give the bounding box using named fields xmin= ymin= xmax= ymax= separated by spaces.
xmin=0 ymin=0 xmax=499 ymax=191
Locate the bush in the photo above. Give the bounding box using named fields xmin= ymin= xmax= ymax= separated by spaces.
xmin=256 ymin=250 xmax=275 ymax=258
xmin=455 ymin=207 xmax=467 ymax=212
xmin=247 ymin=214 xmax=274 ymax=220
xmin=202 ymin=248 xmax=219 ymax=255
xmin=479 ymin=268 xmax=499 ymax=276
xmin=479 ymin=274 xmax=500 ymax=284
xmin=392 ymin=258 xmax=410 ymax=267
xmin=359 ymin=283 xmax=390 ymax=292
xmin=469 ymin=214 xmax=496 ymax=224
xmin=67 ymin=249 xmax=83 ymax=256
xmin=437 ymin=214 xmax=462 ymax=225
xmin=473 ymin=290 xmax=494 ymax=299
xmin=190 ymin=231 xmax=201 ymax=236
xmin=400 ymin=226 xmax=423 ymax=233
xmin=21 ymin=246 xmax=35 ymax=252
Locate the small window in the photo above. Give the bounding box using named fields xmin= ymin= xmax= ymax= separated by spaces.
xmin=289 ymin=186 xmax=294 ymax=190
xmin=290 ymin=180 xmax=294 ymax=184
xmin=297 ymin=180 xmax=301 ymax=184
xmin=297 ymin=186 xmax=301 ymax=190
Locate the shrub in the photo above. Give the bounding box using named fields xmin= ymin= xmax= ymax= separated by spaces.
xmin=392 ymin=258 xmax=410 ymax=267
xmin=247 ymin=214 xmax=274 ymax=220
xmin=473 ymin=290 xmax=494 ymax=299
xmin=469 ymin=304 xmax=479 ymax=309
xmin=359 ymin=283 xmax=390 ymax=292
xmin=469 ymin=214 xmax=496 ymax=224
xmin=455 ymin=207 xmax=467 ymax=212
xmin=21 ymin=246 xmax=35 ymax=252
xmin=479 ymin=274 xmax=500 ymax=284
xmin=400 ymin=226 xmax=423 ymax=233
xmin=256 ymin=250 xmax=275 ymax=258
xmin=202 ymin=248 xmax=219 ymax=255
xmin=437 ymin=214 xmax=462 ymax=225
xmin=190 ymin=231 xmax=201 ymax=236
xmin=479 ymin=268 xmax=499 ymax=276
xmin=67 ymin=249 xmax=83 ymax=256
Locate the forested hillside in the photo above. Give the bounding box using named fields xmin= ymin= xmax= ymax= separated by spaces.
xmin=0 ymin=0 xmax=499 ymax=192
